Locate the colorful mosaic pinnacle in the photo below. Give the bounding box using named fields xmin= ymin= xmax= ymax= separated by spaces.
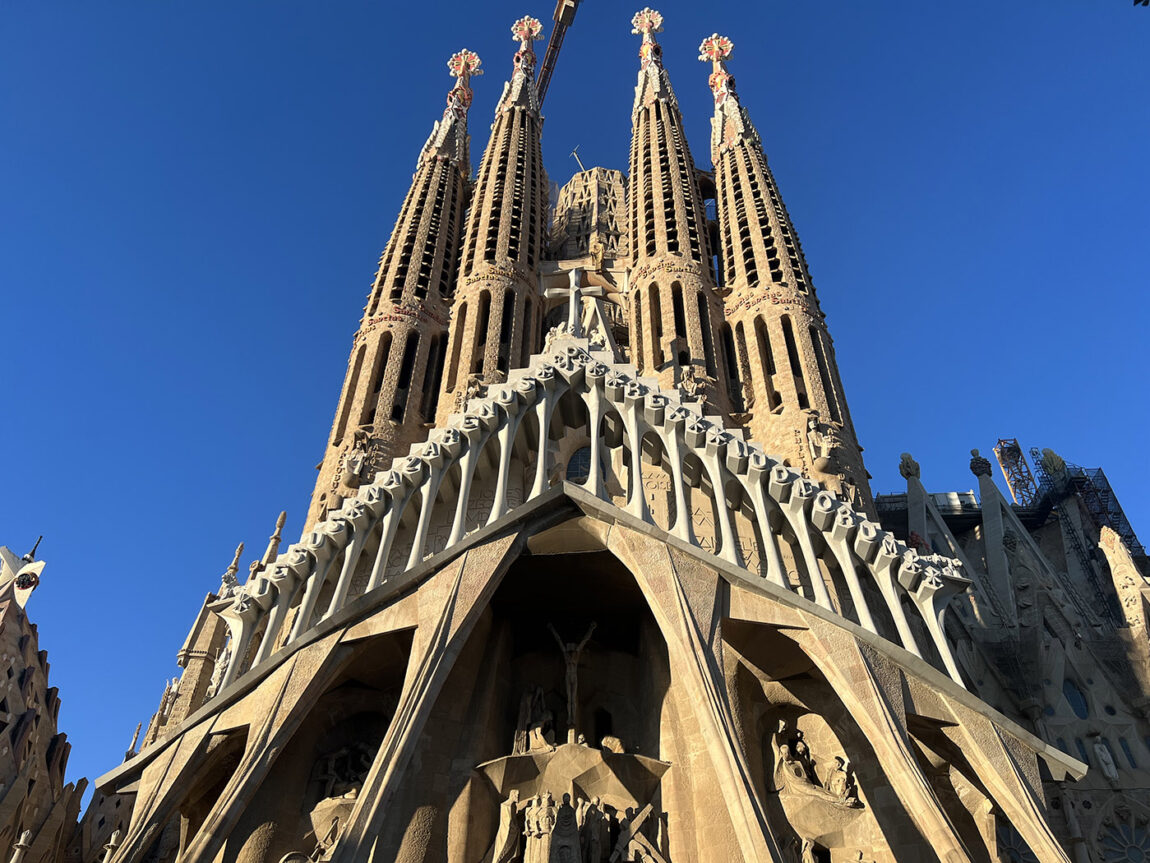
xmin=698 ymin=33 xmax=733 ymax=64
xmin=631 ymin=7 xmax=663 ymax=38
xmin=511 ymin=15 xmax=543 ymax=48
xmin=447 ymin=49 xmax=482 ymax=82
xmin=699 ymin=34 xmax=734 ymax=101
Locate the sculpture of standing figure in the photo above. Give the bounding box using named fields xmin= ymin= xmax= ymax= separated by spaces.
xmin=550 ymin=793 xmax=581 ymax=862
xmin=548 ymin=622 xmax=597 ymax=730
xmin=491 ymin=789 xmax=522 ymax=863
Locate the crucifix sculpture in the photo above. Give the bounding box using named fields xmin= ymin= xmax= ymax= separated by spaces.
xmin=543 ymin=268 xmax=604 ymax=338
xmin=548 ymin=621 xmax=596 ymax=730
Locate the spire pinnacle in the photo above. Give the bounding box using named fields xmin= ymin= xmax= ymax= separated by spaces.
xmin=698 ymin=33 xmax=758 ymax=158
xmin=631 ymin=8 xmax=664 ymax=69
xmin=420 ymin=49 xmax=482 ymax=166
xmin=630 ymin=9 xmax=677 ymax=120
xmin=497 ymin=17 xmax=544 ymax=115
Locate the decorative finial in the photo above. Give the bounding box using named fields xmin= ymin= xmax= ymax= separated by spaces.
xmin=21 ymin=536 xmax=42 ymax=564
xmin=631 ymin=8 xmax=664 ymax=39
xmin=698 ymin=33 xmax=733 ymax=63
xmin=226 ymin=542 xmax=243 ymax=577
xmin=632 ymin=9 xmax=664 ymax=70
xmin=699 ymin=34 xmax=737 ymax=105
xmin=219 ymin=541 xmax=244 ymax=598
xmin=969 ymin=449 xmax=993 ymax=478
xmin=448 ymin=48 xmax=482 ymax=82
xmin=511 ymin=16 xmax=543 ymax=52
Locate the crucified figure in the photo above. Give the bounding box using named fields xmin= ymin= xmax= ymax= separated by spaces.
xmin=548 ymin=621 xmax=596 ymax=729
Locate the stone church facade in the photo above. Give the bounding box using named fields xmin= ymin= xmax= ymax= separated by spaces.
xmin=5 ymin=8 xmax=1147 ymax=863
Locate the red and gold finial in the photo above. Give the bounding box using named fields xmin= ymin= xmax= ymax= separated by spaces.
xmin=511 ymin=15 xmax=543 ymax=52
xmin=446 ymin=49 xmax=481 ymax=111
xmin=698 ymin=33 xmax=733 ymax=64
xmin=448 ymin=49 xmax=482 ymax=83
xmin=632 ymin=8 xmax=664 ymax=69
xmin=631 ymin=8 xmax=664 ymax=39
xmin=699 ymin=33 xmax=735 ymax=103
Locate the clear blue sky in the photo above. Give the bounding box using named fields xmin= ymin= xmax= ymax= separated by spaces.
xmin=2 ymin=1 xmax=1147 ymax=798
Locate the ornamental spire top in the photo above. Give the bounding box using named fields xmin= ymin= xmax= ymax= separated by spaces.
xmin=419 ymin=49 xmax=481 ymax=166
xmin=497 ymin=16 xmax=544 ymax=115
xmin=631 ymin=8 xmax=664 ymax=69
xmin=630 ymin=9 xmax=677 ymax=121
xmin=698 ymin=33 xmax=758 ymax=159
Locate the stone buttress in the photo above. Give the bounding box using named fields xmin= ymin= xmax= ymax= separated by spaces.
xmin=700 ymin=35 xmax=874 ymax=513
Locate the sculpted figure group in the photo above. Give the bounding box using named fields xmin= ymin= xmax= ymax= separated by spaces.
xmin=492 ymin=791 xmax=665 ymax=863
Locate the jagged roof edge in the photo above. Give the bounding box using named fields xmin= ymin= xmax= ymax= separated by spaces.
xmin=96 ymin=481 xmax=1082 ymax=793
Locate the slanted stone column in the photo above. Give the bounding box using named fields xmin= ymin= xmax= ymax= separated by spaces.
xmin=437 ymin=18 xmax=549 ymax=424
xmin=701 ymin=35 xmax=873 ymax=513
xmin=307 ymin=50 xmax=479 ymax=527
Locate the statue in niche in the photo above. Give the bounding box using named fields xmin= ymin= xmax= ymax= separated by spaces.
xmin=342 ymin=429 xmax=371 ymax=486
xmin=314 ymin=741 xmax=375 ymax=799
xmin=491 ymin=790 xmax=522 ymax=863
xmin=771 ymin=720 xmax=863 ymax=863
xmin=544 ymin=323 xmax=572 ymax=356
xmin=677 ymin=363 xmax=705 ymax=400
xmin=1091 ymin=738 xmax=1120 ymax=783
xmin=455 ymin=373 xmax=487 ymax=412
xmin=548 ymin=622 xmax=597 ymax=732
xmin=515 ymin=686 xmax=557 ymax=754
xmin=822 ymin=757 xmax=858 ymax=803
xmin=205 ymin=643 xmax=229 ymax=701
xmin=805 ymin=411 xmax=844 ymax=474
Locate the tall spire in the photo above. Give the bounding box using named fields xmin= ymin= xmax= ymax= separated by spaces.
xmin=625 ymin=9 xmax=731 ymax=413
xmin=701 ymin=36 xmax=874 ymax=513
xmin=630 ymin=8 xmax=678 ymax=121
xmin=306 ymin=51 xmax=478 ymax=527
xmin=436 ymin=17 xmax=549 ymax=421
xmin=698 ymin=33 xmax=759 ymax=161
xmin=419 ymin=49 xmax=481 ymax=166
xmin=497 ymin=16 xmax=543 ymax=115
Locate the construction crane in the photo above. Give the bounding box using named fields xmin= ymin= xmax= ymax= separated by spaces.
xmin=993 ymin=438 xmax=1039 ymax=506
xmin=536 ymin=0 xmax=582 ymax=107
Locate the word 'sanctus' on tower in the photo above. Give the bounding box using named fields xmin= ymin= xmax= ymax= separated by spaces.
xmin=307 ymin=49 xmax=480 ymax=527
xmin=701 ymin=33 xmax=874 ymax=513
xmin=437 ymin=17 xmax=550 ymax=423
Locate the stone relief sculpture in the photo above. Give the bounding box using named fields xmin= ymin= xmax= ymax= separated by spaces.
xmin=771 ymin=721 xmax=864 ymax=863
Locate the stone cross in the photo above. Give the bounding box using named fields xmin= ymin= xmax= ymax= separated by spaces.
xmin=543 ymin=268 xmax=604 ymax=338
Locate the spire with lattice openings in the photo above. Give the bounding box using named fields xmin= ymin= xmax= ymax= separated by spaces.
xmin=307 ymin=50 xmax=479 ymax=527
xmin=701 ymin=35 xmax=873 ymax=513
xmin=626 ymin=9 xmax=731 ymax=413
xmin=437 ymin=17 xmax=550 ymax=422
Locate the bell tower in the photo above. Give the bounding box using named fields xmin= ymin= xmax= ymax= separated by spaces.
xmin=701 ymin=34 xmax=873 ymax=511
xmin=307 ymin=50 xmax=479 ymax=527
xmin=437 ymin=17 xmax=550 ymax=422
xmin=626 ymin=9 xmax=731 ymax=414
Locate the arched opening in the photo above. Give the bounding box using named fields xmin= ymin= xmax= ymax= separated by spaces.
xmin=446 ymin=302 xmax=467 ymax=393
xmin=333 ymin=344 xmax=366 ymax=445
xmin=780 ymin=315 xmax=809 ymax=410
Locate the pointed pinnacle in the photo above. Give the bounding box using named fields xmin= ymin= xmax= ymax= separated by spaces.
xmin=225 ymin=542 xmax=244 ymax=578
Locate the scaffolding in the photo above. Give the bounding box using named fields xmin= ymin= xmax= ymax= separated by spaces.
xmin=993 ymin=438 xmax=1039 ymax=506
xmin=1030 ymin=448 xmax=1149 ymax=574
